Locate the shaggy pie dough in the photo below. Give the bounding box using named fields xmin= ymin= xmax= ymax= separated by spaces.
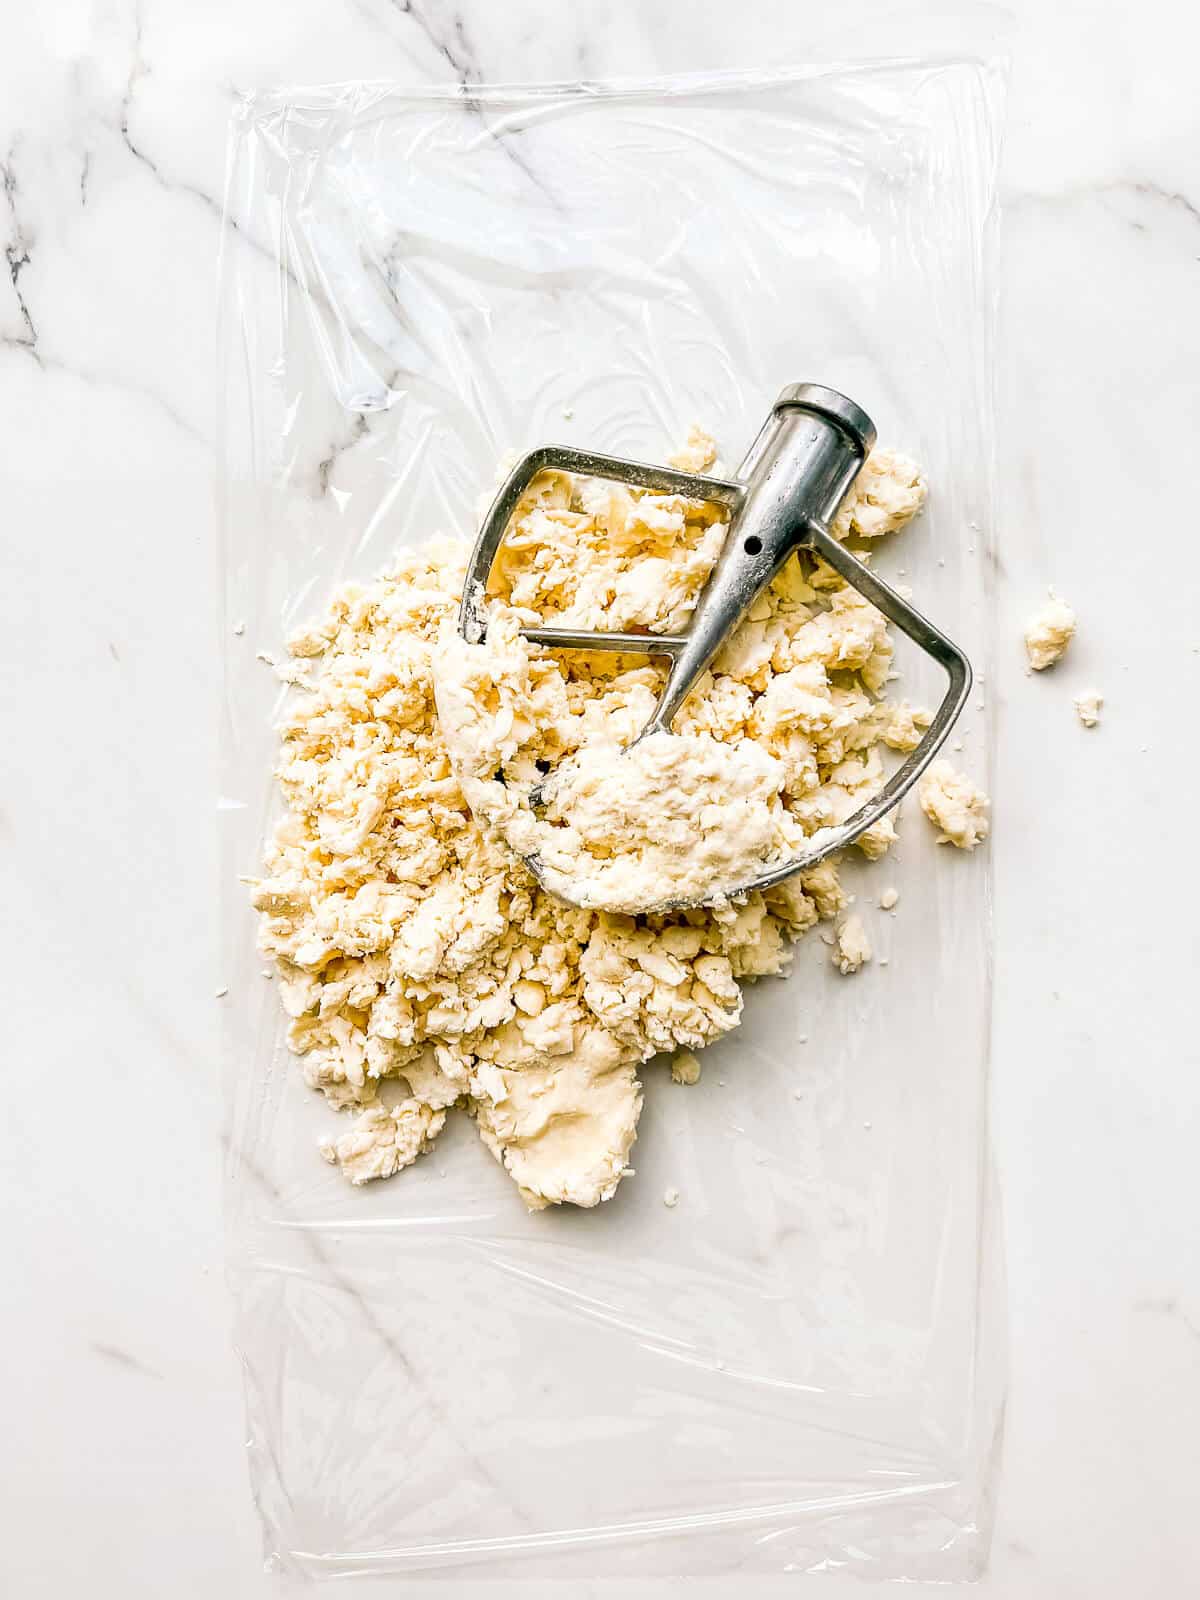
xmin=250 ymin=436 xmax=942 ymax=1209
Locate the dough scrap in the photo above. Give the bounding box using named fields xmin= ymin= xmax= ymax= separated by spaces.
xmin=1024 ymin=593 xmax=1076 ymax=670
xmin=833 ymin=914 xmax=871 ymax=974
xmin=918 ymin=759 xmax=991 ymax=850
xmin=830 ymin=448 xmax=927 ymax=541
xmin=667 ymin=424 xmax=719 ymax=474
xmin=671 ymin=1050 xmax=702 ymax=1085
xmin=320 ymin=1100 xmax=446 ymax=1185
xmin=1074 ymin=689 xmax=1103 ymax=728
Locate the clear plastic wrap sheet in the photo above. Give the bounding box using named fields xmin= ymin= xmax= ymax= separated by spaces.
xmin=219 ymin=61 xmax=1006 ymax=1583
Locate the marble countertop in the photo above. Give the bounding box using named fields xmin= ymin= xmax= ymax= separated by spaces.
xmin=5 ymin=2 xmax=1198 ymax=1595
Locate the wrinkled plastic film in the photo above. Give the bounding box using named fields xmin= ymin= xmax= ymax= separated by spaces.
xmin=219 ymin=61 xmax=1006 ymax=1582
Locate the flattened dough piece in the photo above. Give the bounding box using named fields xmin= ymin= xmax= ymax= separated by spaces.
xmin=471 ymin=1029 xmax=642 ymax=1210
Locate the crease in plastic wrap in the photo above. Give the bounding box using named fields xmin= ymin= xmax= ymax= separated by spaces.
xmin=218 ymin=59 xmax=1007 ymax=1583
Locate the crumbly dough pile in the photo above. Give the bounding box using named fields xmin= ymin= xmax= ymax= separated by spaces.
xmin=248 ymin=538 xmax=828 ymax=1209
xmin=248 ymin=431 xmax=971 ymax=1210
xmin=1024 ymin=592 xmax=1076 ymax=670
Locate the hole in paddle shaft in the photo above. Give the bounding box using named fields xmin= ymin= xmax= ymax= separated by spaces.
xmin=744 ymin=536 xmax=763 ymax=555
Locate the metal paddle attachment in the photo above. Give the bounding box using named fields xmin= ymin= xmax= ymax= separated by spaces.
xmin=458 ymin=383 xmax=971 ymax=902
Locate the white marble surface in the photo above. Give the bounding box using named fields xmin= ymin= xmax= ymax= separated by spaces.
xmin=4 ymin=2 xmax=1198 ymax=1595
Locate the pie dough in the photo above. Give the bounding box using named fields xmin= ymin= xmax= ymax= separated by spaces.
xmin=249 ymin=435 xmax=957 ymax=1209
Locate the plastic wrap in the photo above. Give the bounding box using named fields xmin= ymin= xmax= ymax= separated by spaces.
xmin=219 ymin=58 xmax=1006 ymax=1582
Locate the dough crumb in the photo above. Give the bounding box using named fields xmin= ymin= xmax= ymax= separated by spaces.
xmin=670 ymin=1050 xmax=702 ymax=1086
xmin=1074 ymin=689 xmax=1103 ymax=728
xmin=833 ymin=914 xmax=871 ymax=974
xmin=879 ymin=886 xmax=899 ymax=910
xmin=667 ymin=424 xmax=718 ymax=473
xmin=831 ymin=448 xmax=927 ymax=540
xmin=857 ymin=813 xmax=897 ymax=860
xmin=881 ymin=702 xmax=932 ymax=752
xmin=1024 ymin=592 xmax=1076 ymax=670
xmin=919 ymin=760 xmax=990 ymax=850
xmin=274 ymin=659 xmax=313 ymax=687
xmin=287 ymin=621 xmax=334 ymax=658
xmin=320 ymin=1100 xmax=446 ymax=1185
xmin=663 ymin=1187 xmax=680 ymax=1208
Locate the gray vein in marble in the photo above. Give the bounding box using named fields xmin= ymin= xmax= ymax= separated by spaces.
xmin=384 ymin=0 xmax=561 ymax=208
xmin=0 ymin=168 xmax=194 ymax=442
xmin=118 ymin=7 xmax=225 ymax=231
xmin=3 ymin=149 xmax=39 ymax=357
xmin=0 ymin=40 xmax=206 ymax=441
xmin=108 ymin=33 xmax=373 ymax=433
xmin=1134 ymin=1295 xmax=1200 ymax=1343
xmin=395 ymin=0 xmax=476 ymax=81
xmin=1009 ymin=178 xmax=1200 ymax=239
xmin=113 ymin=0 xmax=290 ymax=292
xmin=14 ymin=343 xmax=209 ymax=445
xmin=90 ymin=1340 xmax=164 ymax=1379
xmin=19 ymin=331 xmax=190 ymax=447
xmin=1130 ymin=180 xmax=1200 ymax=228
xmin=316 ymin=411 xmax=370 ymax=498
